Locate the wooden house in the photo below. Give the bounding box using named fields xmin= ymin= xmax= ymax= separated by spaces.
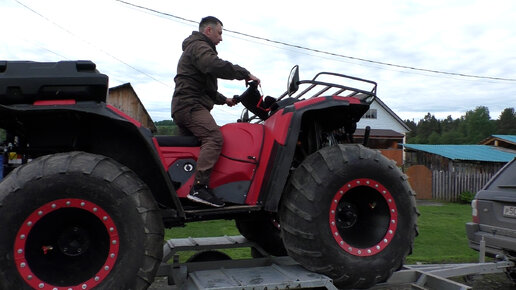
xmin=481 ymin=135 xmax=516 ymax=150
xmin=108 ymin=83 xmax=157 ymax=132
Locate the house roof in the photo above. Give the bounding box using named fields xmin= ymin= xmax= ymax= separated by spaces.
xmin=374 ymin=97 xmax=411 ymax=132
xmin=492 ymin=135 xmax=516 ymax=145
xmin=403 ymin=144 xmax=516 ymax=162
xmin=108 ymin=83 xmax=157 ymax=132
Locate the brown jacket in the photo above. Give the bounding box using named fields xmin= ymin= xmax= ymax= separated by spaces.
xmin=172 ymin=31 xmax=250 ymax=115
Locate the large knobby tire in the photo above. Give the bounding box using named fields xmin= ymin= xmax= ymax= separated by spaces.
xmin=279 ymin=144 xmax=418 ymax=289
xmin=0 ymin=152 xmax=164 ymax=290
xmin=235 ymin=213 xmax=287 ymax=257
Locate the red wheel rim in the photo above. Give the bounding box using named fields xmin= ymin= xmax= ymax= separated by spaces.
xmin=329 ymin=178 xmax=398 ymax=257
xmin=14 ymin=198 xmax=120 ymax=289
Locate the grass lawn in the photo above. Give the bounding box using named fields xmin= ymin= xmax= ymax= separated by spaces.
xmin=406 ymin=202 xmax=480 ymax=264
xmin=164 ymin=202 xmax=480 ymax=264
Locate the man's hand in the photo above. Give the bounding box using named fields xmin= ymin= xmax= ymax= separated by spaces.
xmin=248 ymin=73 xmax=261 ymax=85
xmin=225 ymin=98 xmax=237 ymax=107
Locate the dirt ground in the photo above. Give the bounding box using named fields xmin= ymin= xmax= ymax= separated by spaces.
xmin=454 ymin=272 xmax=516 ymax=290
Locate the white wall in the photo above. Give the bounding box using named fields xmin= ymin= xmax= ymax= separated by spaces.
xmin=357 ymin=100 xmax=409 ymax=134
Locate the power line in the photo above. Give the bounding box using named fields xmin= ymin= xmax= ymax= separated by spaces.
xmin=114 ymin=0 xmax=516 ymax=83
xmin=14 ymin=0 xmax=172 ymax=88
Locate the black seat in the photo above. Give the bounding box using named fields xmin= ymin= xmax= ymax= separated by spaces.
xmin=155 ymin=135 xmax=201 ymax=147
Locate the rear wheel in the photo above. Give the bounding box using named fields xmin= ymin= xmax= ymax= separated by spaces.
xmin=279 ymin=144 xmax=418 ymax=289
xmin=0 ymin=152 xmax=164 ymax=290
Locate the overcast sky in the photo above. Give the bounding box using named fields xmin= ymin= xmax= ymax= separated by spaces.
xmin=2 ymin=0 xmax=516 ymax=125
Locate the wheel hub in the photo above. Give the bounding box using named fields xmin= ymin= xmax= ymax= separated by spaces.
xmin=57 ymin=226 xmax=91 ymax=257
xmin=336 ymin=202 xmax=358 ymax=229
xmin=14 ymin=198 xmax=119 ymax=289
xmin=329 ymin=178 xmax=398 ymax=257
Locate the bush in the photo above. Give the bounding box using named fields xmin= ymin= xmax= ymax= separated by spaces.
xmin=459 ymin=190 xmax=475 ymax=204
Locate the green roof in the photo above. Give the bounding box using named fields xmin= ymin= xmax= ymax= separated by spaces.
xmin=403 ymin=144 xmax=516 ymax=162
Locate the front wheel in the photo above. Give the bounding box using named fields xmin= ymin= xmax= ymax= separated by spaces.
xmin=279 ymin=144 xmax=418 ymax=289
xmin=0 ymin=152 xmax=164 ymax=290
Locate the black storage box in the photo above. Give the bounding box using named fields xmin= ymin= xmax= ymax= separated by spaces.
xmin=0 ymin=60 xmax=108 ymax=105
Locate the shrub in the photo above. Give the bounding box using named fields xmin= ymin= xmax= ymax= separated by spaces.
xmin=459 ymin=190 xmax=475 ymax=204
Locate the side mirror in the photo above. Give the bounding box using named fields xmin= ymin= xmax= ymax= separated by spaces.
xmin=287 ymin=65 xmax=299 ymax=96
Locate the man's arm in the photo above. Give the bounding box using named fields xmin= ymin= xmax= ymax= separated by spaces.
xmin=195 ymin=43 xmax=251 ymax=80
xmin=248 ymin=73 xmax=260 ymax=84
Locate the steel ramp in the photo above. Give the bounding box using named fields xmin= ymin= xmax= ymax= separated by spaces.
xmin=183 ymin=263 xmax=337 ymax=290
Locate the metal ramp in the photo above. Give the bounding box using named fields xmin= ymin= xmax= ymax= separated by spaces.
xmin=181 ymin=263 xmax=337 ymax=290
xmin=157 ymin=235 xmax=515 ymax=290
xmin=159 ymin=235 xmax=336 ymax=289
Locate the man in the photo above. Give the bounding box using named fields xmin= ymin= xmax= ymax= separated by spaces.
xmin=172 ymin=16 xmax=260 ymax=207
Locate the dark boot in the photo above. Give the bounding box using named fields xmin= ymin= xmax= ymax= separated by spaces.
xmin=187 ymin=184 xmax=225 ymax=207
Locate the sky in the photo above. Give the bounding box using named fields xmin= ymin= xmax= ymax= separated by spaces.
xmin=1 ymin=0 xmax=516 ymax=125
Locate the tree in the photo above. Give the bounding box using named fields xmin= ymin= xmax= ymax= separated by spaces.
xmin=155 ymin=120 xmax=178 ymax=135
xmin=460 ymin=106 xmax=495 ymax=143
xmin=428 ymin=131 xmax=441 ymax=144
xmin=411 ymin=113 xmax=440 ymax=143
xmin=496 ymin=108 xmax=516 ymax=135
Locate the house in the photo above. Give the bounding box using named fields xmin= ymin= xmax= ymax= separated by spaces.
xmin=481 ymin=135 xmax=516 ymax=150
xmin=403 ymin=144 xmax=516 ymax=201
xmin=108 ymin=83 xmax=157 ymax=132
xmin=354 ymin=97 xmax=411 ymax=165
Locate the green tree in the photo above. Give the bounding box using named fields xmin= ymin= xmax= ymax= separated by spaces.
xmin=404 ymin=119 xmax=418 ymax=141
xmin=496 ymin=107 xmax=516 ymax=134
xmin=155 ymin=120 xmax=178 ymax=135
xmin=428 ymin=131 xmax=441 ymax=144
xmin=460 ymin=106 xmax=495 ymax=143
xmin=411 ymin=113 xmax=441 ymax=144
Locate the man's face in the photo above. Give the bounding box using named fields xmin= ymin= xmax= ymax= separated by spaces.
xmin=205 ymin=23 xmax=223 ymax=45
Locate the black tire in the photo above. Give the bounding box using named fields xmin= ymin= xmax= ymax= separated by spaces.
xmin=186 ymin=250 xmax=231 ymax=262
xmin=235 ymin=213 xmax=287 ymax=257
xmin=279 ymin=144 xmax=418 ymax=289
xmin=0 ymin=152 xmax=164 ymax=290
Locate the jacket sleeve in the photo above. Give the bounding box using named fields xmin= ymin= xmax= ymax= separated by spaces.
xmin=214 ymin=92 xmax=227 ymax=105
xmin=194 ymin=43 xmax=250 ymax=80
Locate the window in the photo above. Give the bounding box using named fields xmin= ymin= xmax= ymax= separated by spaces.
xmin=364 ymin=109 xmax=377 ymax=119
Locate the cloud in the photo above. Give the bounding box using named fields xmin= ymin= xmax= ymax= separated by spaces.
xmin=2 ymin=0 xmax=515 ymax=125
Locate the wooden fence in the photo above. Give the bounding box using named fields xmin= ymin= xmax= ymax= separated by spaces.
xmin=432 ymin=170 xmax=495 ymax=202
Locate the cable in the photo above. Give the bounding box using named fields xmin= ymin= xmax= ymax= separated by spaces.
xmin=15 ymin=0 xmax=172 ymax=88
xmin=114 ymin=0 xmax=516 ymax=83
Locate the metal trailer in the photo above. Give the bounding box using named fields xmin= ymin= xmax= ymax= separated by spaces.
xmin=155 ymin=235 xmax=515 ymax=290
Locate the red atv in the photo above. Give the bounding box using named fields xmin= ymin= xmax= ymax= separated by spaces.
xmin=0 ymin=61 xmax=417 ymax=289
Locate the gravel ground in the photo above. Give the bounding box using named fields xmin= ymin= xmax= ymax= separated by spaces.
xmin=454 ymin=272 xmax=515 ymax=290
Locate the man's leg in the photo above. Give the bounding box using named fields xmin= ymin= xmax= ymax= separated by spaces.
xmin=173 ymin=106 xmax=225 ymax=207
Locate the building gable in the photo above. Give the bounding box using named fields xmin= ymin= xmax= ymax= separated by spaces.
xmin=357 ymin=97 xmax=410 ymax=134
xmin=108 ymin=83 xmax=157 ymax=132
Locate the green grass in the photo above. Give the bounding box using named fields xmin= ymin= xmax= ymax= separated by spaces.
xmin=406 ymin=202 xmax=480 ymax=264
xmin=164 ymin=202 xmax=481 ymax=264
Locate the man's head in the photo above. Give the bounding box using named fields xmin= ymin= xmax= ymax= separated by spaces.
xmin=199 ymin=16 xmax=223 ymax=45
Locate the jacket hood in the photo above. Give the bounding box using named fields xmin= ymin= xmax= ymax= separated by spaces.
xmin=182 ymin=31 xmax=216 ymax=52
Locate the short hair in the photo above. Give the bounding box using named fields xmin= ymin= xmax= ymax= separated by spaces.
xmin=199 ymin=16 xmax=223 ymax=32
